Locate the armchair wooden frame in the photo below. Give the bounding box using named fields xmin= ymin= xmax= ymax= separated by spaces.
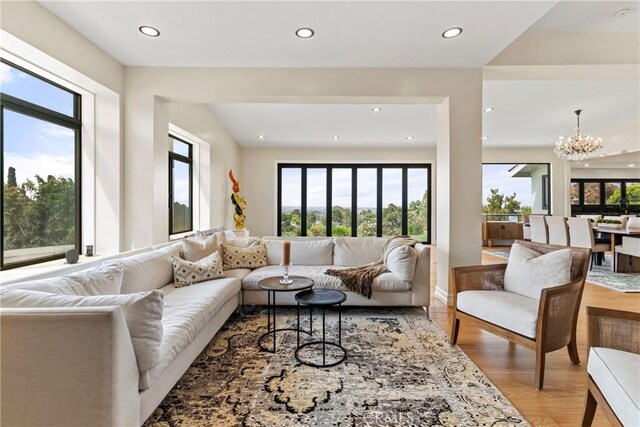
xmin=581 ymin=307 xmax=640 ymax=427
xmin=450 ymin=241 xmax=591 ymax=390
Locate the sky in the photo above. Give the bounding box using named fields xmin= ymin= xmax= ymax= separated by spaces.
xmin=482 ymin=164 xmax=535 ymax=206
xmin=2 ymin=63 xmax=76 ymax=186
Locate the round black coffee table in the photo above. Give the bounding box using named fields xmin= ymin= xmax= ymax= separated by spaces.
xmin=294 ymin=289 xmax=347 ymax=368
xmin=258 ymin=276 xmax=314 ymax=353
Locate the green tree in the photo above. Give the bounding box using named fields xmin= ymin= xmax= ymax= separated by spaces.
xmin=382 ymin=203 xmax=402 ymax=236
xmin=607 ymin=183 xmax=640 ymax=205
xmin=482 ymin=188 xmax=528 ymax=221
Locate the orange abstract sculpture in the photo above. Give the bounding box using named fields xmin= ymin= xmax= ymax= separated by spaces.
xmin=229 ymin=170 xmax=246 ymax=231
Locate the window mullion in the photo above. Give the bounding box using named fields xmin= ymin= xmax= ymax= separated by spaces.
xmin=376 ymin=167 xmax=383 ymax=237
xmin=301 ymin=167 xmax=307 ymax=236
xmin=326 ymin=167 xmax=332 ymax=237
xmin=351 ymin=168 xmax=357 ymax=237
xmin=401 ymin=167 xmax=408 ymax=235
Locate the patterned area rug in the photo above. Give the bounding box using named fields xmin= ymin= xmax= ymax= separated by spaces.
xmin=145 ymin=308 xmax=529 ymax=426
xmin=483 ymin=250 xmax=640 ymax=293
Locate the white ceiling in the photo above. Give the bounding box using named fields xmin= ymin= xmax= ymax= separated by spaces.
xmin=571 ymin=152 xmax=640 ymax=168
xmin=40 ymin=1 xmax=556 ymax=67
xmin=482 ymin=80 xmax=640 ymax=149
xmin=530 ymin=1 xmax=639 ymax=31
xmin=209 ymin=103 xmax=437 ymax=148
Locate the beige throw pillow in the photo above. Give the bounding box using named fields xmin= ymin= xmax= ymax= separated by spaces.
xmin=181 ymin=234 xmax=218 ymax=262
xmin=221 ymin=243 xmax=268 ymax=270
xmin=171 ymin=252 xmax=225 ymax=287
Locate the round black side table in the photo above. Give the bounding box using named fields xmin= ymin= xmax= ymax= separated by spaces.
xmin=258 ymin=276 xmax=314 ymax=353
xmin=294 ymin=289 xmax=347 ymax=368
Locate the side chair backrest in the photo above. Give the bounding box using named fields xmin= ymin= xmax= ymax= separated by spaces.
xmin=627 ymin=217 xmax=640 ymax=229
xmin=529 ymin=215 xmax=548 ymax=244
xmin=568 ymin=217 xmax=595 ymax=250
xmin=546 ymin=216 xmax=569 ymax=246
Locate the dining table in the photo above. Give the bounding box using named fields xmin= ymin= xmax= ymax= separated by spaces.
xmin=593 ymin=226 xmax=640 ymax=271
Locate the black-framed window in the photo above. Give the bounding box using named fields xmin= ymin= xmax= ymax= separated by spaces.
xmin=168 ymin=135 xmax=193 ymax=235
xmin=570 ymin=179 xmax=640 ymax=215
xmin=277 ymin=163 xmax=431 ymax=242
xmin=482 ymin=163 xmax=551 ymax=219
xmin=1 ymin=60 xmax=82 ymax=270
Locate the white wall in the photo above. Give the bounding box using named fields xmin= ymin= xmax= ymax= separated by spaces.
xmin=1 ymin=2 xmax=124 ymax=256
xmin=483 ymin=148 xmax=571 ymax=218
xmin=240 ymin=147 xmax=437 ymax=238
xmin=167 ymin=103 xmax=241 ymax=230
xmin=571 ymin=168 xmax=640 ymax=180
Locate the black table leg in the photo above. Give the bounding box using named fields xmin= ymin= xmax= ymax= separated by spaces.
xmin=272 ymin=291 xmax=276 ymax=352
xmin=338 ymin=303 xmax=342 ymax=347
xmin=322 ymin=307 xmax=326 ymax=366
xmin=297 ymin=302 xmax=300 ymax=348
xmin=267 ymin=290 xmax=271 ymax=332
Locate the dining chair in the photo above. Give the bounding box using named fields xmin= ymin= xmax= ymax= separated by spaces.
xmin=529 ymin=215 xmax=548 ymax=244
xmin=546 ymin=216 xmax=569 ymax=246
xmin=627 ymin=217 xmax=640 ymax=229
xmin=567 ymin=217 xmax=609 ymax=270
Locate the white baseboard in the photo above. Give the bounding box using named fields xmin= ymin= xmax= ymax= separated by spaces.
xmin=435 ymin=286 xmax=453 ymax=306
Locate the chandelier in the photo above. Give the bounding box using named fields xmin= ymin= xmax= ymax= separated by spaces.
xmin=554 ymin=109 xmax=603 ymax=161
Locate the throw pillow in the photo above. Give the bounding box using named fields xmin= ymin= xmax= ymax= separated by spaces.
xmin=503 ymin=243 xmax=572 ymax=300
xmin=1 ymin=264 xmax=124 ymax=295
xmin=221 ymin=242 xmax=268 ymax=270
xmin=104 ymin=243 xmax=181 ymax=294
xmin=171 ymin=252 xmax=225 ymax=287
xmin=0 ymin=289 xmax=164 ymax=373
xmin=181 ymin=234 xmax=218 ymax=262
xmin=386 ymin=246 xmax=418 ymax=282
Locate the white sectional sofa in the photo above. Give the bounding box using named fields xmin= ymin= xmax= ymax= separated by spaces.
xmin=0 ymin=235 xmax=430 ymax=426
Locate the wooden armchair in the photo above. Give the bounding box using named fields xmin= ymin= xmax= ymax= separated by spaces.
xmin=450 ymin=240 xmax=591 ymax=390
xmin=582 ymin=307 xmax=640 ymax=427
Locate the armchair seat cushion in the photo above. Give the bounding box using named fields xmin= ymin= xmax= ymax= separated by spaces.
xmin=456 ymin=290 xmax=538 ymax=339
xmin=588 ymin=347 xmax=640 ymax=427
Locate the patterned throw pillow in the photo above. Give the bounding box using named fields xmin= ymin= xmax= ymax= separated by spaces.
xmin=221 ymin=243 xmax=268 ymax=270
xmin=171 ymin=252 xmax=225 ymax=288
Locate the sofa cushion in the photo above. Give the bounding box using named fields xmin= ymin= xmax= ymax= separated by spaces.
xmin=263 ymin=239 xmax=334 ymax=266
xmin=104 ymin=244 xmax=181 ymax=294
xmin=0 ymin=289 xmax=164 ymax=374
xmin=386 ymin=246 xmax=417 ymax=282
xmin=456 ymin=290 xmax=539 ymax=338
xmin=1 ymin=264 xmax=124 ymax=296
xmin=181 ymin=234 xmax=218 ymax=262
xmin=242 ymin=265 xmax=410 ymax=292
xmin=171 ymin=252 xmax=225 ymax=288
xmin=224 ymin=268 xmax=253 ymax=280
xmin=333 ymin=237 xmax=388 ymax=267
xmin=141 ymin=278 xmax=240 ymax=390
xmin=503 ymin=243 xmax=572 ymax=300
xmin=588 ymin=347 xmax=640 ymax=427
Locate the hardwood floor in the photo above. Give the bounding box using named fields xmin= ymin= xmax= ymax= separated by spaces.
xmin=428 ymin=247 xmax=640 ymax=427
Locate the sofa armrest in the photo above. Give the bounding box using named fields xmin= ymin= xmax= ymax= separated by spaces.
xmin=411 ymin=244 xmax=430 ymax=306
xmin=1 ymin=306 xmax=140 ymax=427
xmin=451 ymin=264 xmax=507 ymax=294
xmin=586 ymin=306 xmax=640 ymax=355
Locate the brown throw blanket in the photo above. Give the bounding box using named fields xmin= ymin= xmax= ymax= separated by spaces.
xmin=325 ymin=236 xmax=417 ymax=299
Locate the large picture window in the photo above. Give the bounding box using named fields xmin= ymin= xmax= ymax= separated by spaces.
xmin=278 ymin=163 xmax=431 ymax=242
xmin=1 ymin=60 xmax=81 ymax=270
xmin=169 ymin=135 xmax=193 ymax=235
xmin=570 ymin=179 xmax=640 ymax=216
xmin=482 ymin=163 xmax=551 ymax=220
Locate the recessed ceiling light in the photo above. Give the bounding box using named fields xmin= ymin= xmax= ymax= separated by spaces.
xmin=258 ymin=135 xmax=265 ymax=140
xmin=372 ymin=107 xmax=382 ymax=112
xmin=332 ymin=135 xmax=339 ymax=140
xmin=483 ymin=107 xmax=494 ymax=112
xmin=296 ymin=28 xmax=314 ymax=38
xmin=139 ymin=26 xmax=160 ymax=37
xmin=584 ymin=164 xmax=590 ymax=167
xmin=599 ymin=154 xmax=606 ymax=157
xmin=481 ymin=136 xmax=489 ymax=140
xmin=442 ymin=27 xmax=463 ymax=39
xmin=614 ymin=8 xmax=632 ymax=18
xmin=406 ymin=136 xmax=414 ymax=141
xmin=629 ymin=164 xmax=636 ymax=167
